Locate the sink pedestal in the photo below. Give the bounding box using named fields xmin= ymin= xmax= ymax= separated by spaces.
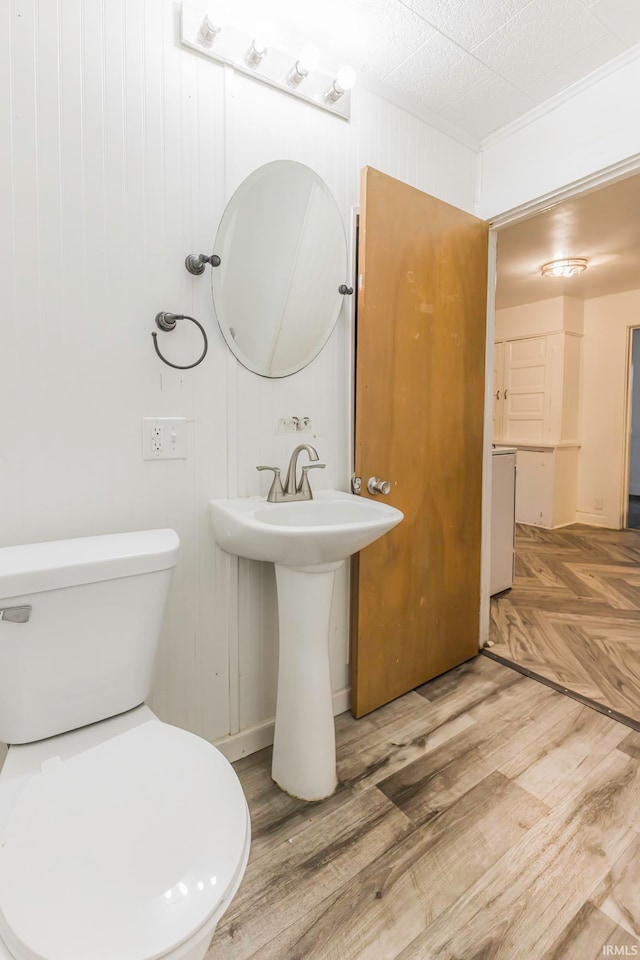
xmin=271 ymin=562 xmax=340 ymax=801
xmin=209 ymin=489 xmax=404 ymax=802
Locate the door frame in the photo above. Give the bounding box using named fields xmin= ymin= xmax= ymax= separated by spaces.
xmin=482 ymin=150 xmax=640 ymax=643
xmin=622 ymin=325 xmax=640 ymax=528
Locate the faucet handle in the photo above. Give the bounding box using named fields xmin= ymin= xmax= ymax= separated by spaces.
xmin=298 ymin=463 xmax=326 ymax=497
xmin=256 ymin=465 xmax=285 ymax=503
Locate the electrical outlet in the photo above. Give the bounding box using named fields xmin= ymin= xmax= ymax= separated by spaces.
xmin=142 ymin=418 xmax=188 ymax=460
xmin=594 ymin=497 xmax=604 ymax=512
xmin=151 ymin=425 xmax=163 ymax=453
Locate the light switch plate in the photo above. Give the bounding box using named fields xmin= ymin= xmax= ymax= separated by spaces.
xmin=142 ymin=418 xmax=188 ymax=460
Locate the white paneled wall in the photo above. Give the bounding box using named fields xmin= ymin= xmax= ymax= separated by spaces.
xmin=0 ymin=0 xmax=477 ymax=755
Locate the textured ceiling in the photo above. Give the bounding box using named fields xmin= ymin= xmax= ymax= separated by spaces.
xmin=222 ymin=0 xmax=640 ymax=140
xmin=496 ymin=172 xmax=640 ymax=308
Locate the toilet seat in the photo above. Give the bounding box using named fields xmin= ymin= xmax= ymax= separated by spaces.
xmin=0 ymin=721 xmax=249 ymax=960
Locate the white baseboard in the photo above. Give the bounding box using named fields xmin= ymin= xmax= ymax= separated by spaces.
xmin=213 ymin=687 xmax=351 ymax=763
xmin=575 ymin=511 xmax=618 ymax=528
xmin=516 ymin=520 xmax=576 ymax=530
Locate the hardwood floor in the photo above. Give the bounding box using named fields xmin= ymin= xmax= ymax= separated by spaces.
xmin=207 ymin=655 xmax=640 ymax=960
xmin=489 ymin=523 xmax=640 ymax=726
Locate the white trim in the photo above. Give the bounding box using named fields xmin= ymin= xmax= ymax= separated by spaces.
xmin=621 ymin=326 xmax=640 ymax=528
xmin=479 ymin=230 xmax=497 ymax=650
xmin=575 ymin=512 xmax=617 ymax=528
xmin=481 ymin=45 xmax=640 ymax=150
xmin=474 ymin=147 xmax=485 ymax=219
xmin=347 ymin=207 xmax=359 ymax=490
xmin=214 ymin=688 xmax=351 ymax=763
xmin=494 ymin=329 xmax=584 ymax=343
xmin=487 ymin=153 xmax=640 ymax=228
xmin=518 ymin=520 xmax=580 ymax=530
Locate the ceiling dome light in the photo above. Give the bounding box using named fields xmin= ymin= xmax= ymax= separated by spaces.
xmin=540 ymin=258 xmax=589 ymax=278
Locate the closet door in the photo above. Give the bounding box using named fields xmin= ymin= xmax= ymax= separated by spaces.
xmin=502 ymin=336 xmax=548 ymax=443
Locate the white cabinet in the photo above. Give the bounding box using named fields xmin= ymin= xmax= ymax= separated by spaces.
xmin=493 ymin=332 xmax=581 ymax=446
xmin=515 ymin=446 xmax=579 ymax=528
xmin=493 ymin=331 xmax=581 ymax=528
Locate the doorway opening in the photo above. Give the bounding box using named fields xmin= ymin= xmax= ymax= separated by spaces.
xmin=626 ymin=327 xmax=640 ymax=530
xmin=486 ymin=170 xmax=640 ymax=728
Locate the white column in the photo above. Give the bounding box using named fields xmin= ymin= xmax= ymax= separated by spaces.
xmin=271 ymin=562 xmax=339 ymax=801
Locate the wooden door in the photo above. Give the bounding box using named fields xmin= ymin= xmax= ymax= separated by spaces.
xmin=351 ymin=167 xmax=488 ymax=718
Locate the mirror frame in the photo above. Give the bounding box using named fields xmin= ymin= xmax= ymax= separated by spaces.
xmin=211 ymin=160 xmax=348 ymax=379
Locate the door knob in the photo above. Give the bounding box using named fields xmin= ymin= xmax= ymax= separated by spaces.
xmin=367 ymin=477 xmax=391 ymax=496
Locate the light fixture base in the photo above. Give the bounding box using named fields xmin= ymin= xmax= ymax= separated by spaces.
xmin=540 ymin=258 xmax=589 ymax=278
xmin=180 ymin=1 xmax=351 ymax=122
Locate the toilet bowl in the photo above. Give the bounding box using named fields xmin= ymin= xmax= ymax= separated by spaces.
xmin=0 ymin=530 xmax=250 ymax=960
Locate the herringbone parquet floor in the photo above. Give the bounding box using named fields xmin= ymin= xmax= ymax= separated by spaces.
xmin=489 ymin=523 xmax=640 ymax=726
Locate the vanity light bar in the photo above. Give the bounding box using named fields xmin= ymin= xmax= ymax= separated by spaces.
xmin=180 ymin=2 xmax=352 ymax=122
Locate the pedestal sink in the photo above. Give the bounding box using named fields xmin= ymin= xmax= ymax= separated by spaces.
xmin=209 ymin=490 xmax=403 ymax=801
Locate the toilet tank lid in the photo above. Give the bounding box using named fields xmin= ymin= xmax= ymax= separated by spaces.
xmin=0 ymin=529 xmax=179 ymax=598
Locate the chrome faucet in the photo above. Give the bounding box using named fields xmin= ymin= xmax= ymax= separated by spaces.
xmin=257 ymin=444 xmax=325 ymax=502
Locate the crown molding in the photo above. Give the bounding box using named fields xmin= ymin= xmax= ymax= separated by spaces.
xmin=481 ymin=43 xmax=640 ymax=150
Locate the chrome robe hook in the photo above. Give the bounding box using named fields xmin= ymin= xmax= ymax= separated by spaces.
xmin=185 ymin=253 xmax=221 ymax=275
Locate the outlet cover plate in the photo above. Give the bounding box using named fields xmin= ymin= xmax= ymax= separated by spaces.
xmin=142 ymin=418 xmax=188 ymax=460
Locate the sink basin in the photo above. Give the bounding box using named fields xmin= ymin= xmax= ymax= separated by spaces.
xmin=209 ymin=488 xmax=403 ymax=802
xmin=209 ymin=490 xmax=403 ymax=570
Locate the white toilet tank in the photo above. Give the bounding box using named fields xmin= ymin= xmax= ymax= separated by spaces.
xmin=0 ymin=529 xmax=179 ymax=745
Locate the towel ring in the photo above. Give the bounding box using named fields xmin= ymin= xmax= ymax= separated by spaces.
xmin=151 ymin=312 xmax=208 ymax=370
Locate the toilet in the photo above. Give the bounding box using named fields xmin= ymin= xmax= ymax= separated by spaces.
xmin=0 ymin=529 xmax=250 ymax=960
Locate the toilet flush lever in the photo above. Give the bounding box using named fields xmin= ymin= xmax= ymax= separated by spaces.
xmin=0 ymin=605 xmax=32 ymax=623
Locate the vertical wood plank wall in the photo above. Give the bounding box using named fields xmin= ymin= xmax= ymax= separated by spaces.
xmin=0 ymin=0 xmax=478 ymax=753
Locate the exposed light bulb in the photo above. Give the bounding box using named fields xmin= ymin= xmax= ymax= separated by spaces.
xmin=253 ymin=33 xmax=271 ymax=55
xmin=287 ymin=45 xmax=320 ymax=85
xmin=299 ymin=45 xmax=320 ymax=73
xmin=325 ymin=65 xmax=356 ymax=103
xmin=336 ymin=66 xmax=356 ymax=91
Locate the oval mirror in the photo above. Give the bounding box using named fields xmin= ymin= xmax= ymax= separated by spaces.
xmin=211 ymin=161 xmax=347 ymax=378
